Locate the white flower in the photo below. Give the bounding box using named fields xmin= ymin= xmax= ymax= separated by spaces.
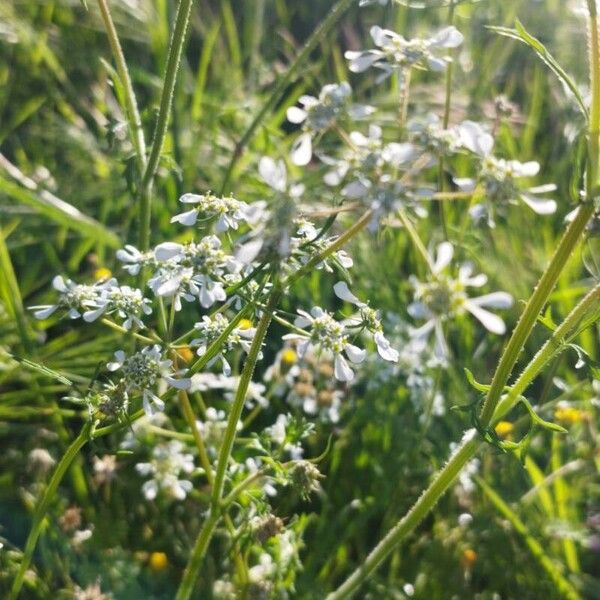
xmin=454 ymin=139 xmax=557 ymax=226
xmin=334 ymin=281 xmax=399 ymax=362
xmin=286 ymin=82 xmax=374 ymax=165
xmin=116 ymin=244 xmax=154 ymax=275
xmin=345 ymin=25 xmax=463 ymax=83
xmin=83 ymin=283 xmax=152 ymax=329
xmin=258 ymin=156 xmax=305 ymax=197
xmin=30 ymin=275 xmax=114 ymax=320
xmin=135 ymin=440 xmax=194 ymax=500
xmin=408 ymin=242 xmax=513 ymax=358
xmin=149 ymin=236 xmax=239 ymax=309
xmin=283 ymin=307 xmax=366 ymax=382
xmin=171 ymin=192 xmax=250 ymax=233
xmin=107 ymin=345 xmax=190 ymax=416
xmin=190 ymin=313 xmax=257 ymax=376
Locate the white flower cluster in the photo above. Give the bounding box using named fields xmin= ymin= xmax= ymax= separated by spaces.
xmin=171 ymin=192 xmax=251 ymax=232
xmin=135 ymin=440 xmax=195 ymax=500
xmin=346 ymin=25 xmax=464 ymax=83
xmin=408 ymin=242 xmax=513 ymax=358
xmin=282 ymin=284 xmax=398 ymax=383
xmin=107 ymin=345 xmax=191 ymax=416
xmin=190 ymin=314 xmax=257 ymax=375
xmin=286 ymin=82 xmax=374 ymax=165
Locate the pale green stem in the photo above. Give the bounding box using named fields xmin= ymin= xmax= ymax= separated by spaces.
xmin=139 ymin=0 xmax=195 ymax=251
xmin=326 ymin=284 xmax=599 ymax=600
xmin=396 ymin=209 xmax=435 ymax=272
xmin=479 ymin=201 xmax=594 ymax=428
xmin=96 ymin=0 xmax=147 ymax=174
xmin=176 ymin=289 xmax=281 ymax=600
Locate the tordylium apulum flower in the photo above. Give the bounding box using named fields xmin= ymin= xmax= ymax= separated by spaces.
xmin=454 ymin=134 xmax=557 ymax=226
xmin=346 ymin=25 xmax=464 ymax=83
xmin=170 ymin=192 xmax=251 ymax=232
xmin=107 ymin=345 xmax=191 ymax=416
xmin=286 ymin=82 xmax=374 ymax=165
xmin=408 ymin=242 xmax=513 ymax=358
xmin=282 ymin=285 xmax=398 ymax=383
xmin=135 ymin=440 xmax=195 ymax=501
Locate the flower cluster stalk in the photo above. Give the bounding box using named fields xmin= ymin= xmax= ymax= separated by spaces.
xmin=96 ymin=0 xmax=147 ymax=175
xmin=138 ymin=0 xmax=195 ymax=251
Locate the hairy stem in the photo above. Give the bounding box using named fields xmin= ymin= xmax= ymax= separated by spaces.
xmin=138 ymin=0 xmax=195 ymax=251
xmin=326 ymin=283 xmax=599 ymax=600
xmin=96 ymin=0 xmax=147 ymax=174
xmin=176 ymin=290 xmax=281 ymax=600
xmin=478 ymin=202 xmax=594 ymax=427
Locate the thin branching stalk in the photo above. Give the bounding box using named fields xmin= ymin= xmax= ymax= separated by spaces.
xmin=176 ymin=289 xmax=281 ymax=600
xmin=218 ymin=0 xmax=356 ymax=195
xmin=96 ymin=0 xmax=147 ymax=174
xmin=139 ymin=0 xmax=195 ymax=251
xmin=177 ymin=208 xmax=376 ymax=598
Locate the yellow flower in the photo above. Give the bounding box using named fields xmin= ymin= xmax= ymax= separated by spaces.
xmin=281 ymin=348 xmax=298 ymax=365
xmin=149 ymin=551 xmax=168 ymax=572
xmin=238 ymin=318 xmax=253 ymax=330
xmin=93 ymin=267 xmax=112 ymax=281
xmin=176 ymin=346 xmax=195 ymax=364
xmin=494 ymin=421 xmax=514 ymax=439
xmin=461 ymin=548 xmax=477 ymax=568
xmin=554 ymin=405 xmax=586 ymax=426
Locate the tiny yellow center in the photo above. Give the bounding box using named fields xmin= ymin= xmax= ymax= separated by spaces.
xmin=94 ymin=267 xmax=112 ymax=281
xmin=238 ymin=318 xmax=253 ymax=330
xmin=494 ymin=421 xmax=514 ymax=439
xmin=281 ymin=349 xmax=298 ymax=365
xmin=149 ymin=551 xmax=168 ymax=572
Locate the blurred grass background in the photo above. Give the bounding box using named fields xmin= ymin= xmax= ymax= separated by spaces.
xmin=0 ymin=0 xmax=598 ymax=598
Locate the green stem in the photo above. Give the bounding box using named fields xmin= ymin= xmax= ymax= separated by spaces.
xmin=396 ymin=209 xmax=435 ymax=272
xmin=96 ymin=0 xmax=147 ymax=174
xmin=175 ymin=511 xmax=220 ymax=600
xmin=286 ymin=209 xmax=374 ymax=287
xmin=138 ymin=0 xmax=195 ymax=251
xmin=493 ymin=283 xmax=600 ymax=423
xmin=176 ymin=290 xmax=281 ymax=600
xmin=326 ymin=434 xmax=481 ymax=600
xmin=479 ymin=202 xmax=594 ymax=427
xmin=325 ymin=282 xmax=599 ymax=600
xmin=218 ymin=0 xmax=355 ymax=195
xmin=9 ymin=424 xmax=92 ymax=600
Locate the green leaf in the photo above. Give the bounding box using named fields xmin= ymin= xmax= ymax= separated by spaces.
xmin=0 ymin=171 xmax=121 ymax=249
xmin=13 ymin=356 xmax=73 ymax=386
xmin=488 ymin=20 xmax=588 ymax=118
xmin=464 ymin=368 xmax=491 ymax=392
